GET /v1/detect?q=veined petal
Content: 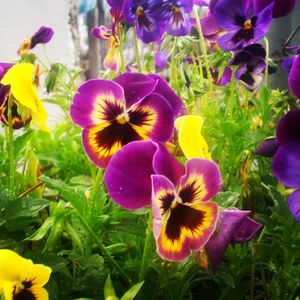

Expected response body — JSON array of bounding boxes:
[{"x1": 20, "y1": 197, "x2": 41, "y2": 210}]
[
  {"x1": 166, "y1": 8, "x2": 191, "y2": 36},
  {"x1": 104, "y1": 140, "x2": 158, "y2": 209},
  {"x1": 179, "y1": 159, "x2": 222, "y2": 204},
  {"x1": 175, "y1": 115, "x2": 212, "y2": 160},
  {"x1": 82, "y1": 119, "x2": 144, "y2": 168},
  {"x1": 70, "y1": 79, "x2": 126, "y2": 128},
  {"x1": 113, "y1": 73, "x2": 157, "y2": 107},
  {"x1": 131, "y1": 93, "x2": 174, "y2": 142},
  {"x1": 136, "y1": 14, "x2": 163, "y2": 43},
  {"x1": 156, "y1": 202, "x2": 218, "y2": 261}
]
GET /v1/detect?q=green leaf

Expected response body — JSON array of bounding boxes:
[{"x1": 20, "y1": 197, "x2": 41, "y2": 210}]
[
  {"x1": 13, "y1": 129, "x2": 33, "y2": 158},
  {"x1": 214, "y1": 191, "x2": 240, "y2": 208},
  {"x1": 120, "y1": 281, "x2": 144, "y2": 300},
  {"x1": 104, "y1": 274, "x2": 118, "y2": 300},
  {"x1": 40, "y1": 175, "x2": 88, "y2": 215}
]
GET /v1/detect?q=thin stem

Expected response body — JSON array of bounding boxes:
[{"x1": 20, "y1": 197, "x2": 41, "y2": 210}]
[
  {"x1": 229, "y1": 66, "x2": 236, "y2": 116},
  {"x1": 193, "y1": 6, "x2": 213, "y2": 92},
  {"x1": 117, "y1": 24, "x2": 126, "y2": 73},
  {"x1": 170, "y1": 37, "x2": 178, "y2": 90},
  {"x1": 90, "y1": 168, "x2": 103, "y2": 203},
  {"x1": 139, "y1": 210, "x2": 153, "y2": 281},
  {"x1": 7, "y1": 95, "x2": 15, "y2": 199},
  {"x1": 264, "y1": 37, "x2": 269, "y2": 87},
  {"x1": 76, "y1": 212, "x2": 131, "y2": 285},
  {"x1": 133, "y1": 27, "x2": 142, "y2": 72}
]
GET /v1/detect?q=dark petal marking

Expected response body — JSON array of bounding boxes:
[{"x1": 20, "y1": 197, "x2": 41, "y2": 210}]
[
  {"x1": 232, "y1": 27, "x2": 254, "y2": 43},
  {"x1": 97, "y1": 99, "x2": 124, "y2": 121},
  {"x1": 159, "y1": 192, "x2": 175, "y2": 215},
  {"x1": 138, "y1": 14, "x2": 153, "y2": 30},
  {"x1": 179, "y1": 179, "x2": 204, "y2": 203},
  {"x1": 94, "y1": 120, "x2": 142, "y2": 153},
  {"x1": 165, "y1": 204, "x2": 205, "y2": 241},
  {"x1": 13, "y1": 287, "x2": 36, "y2": 300},
  {"x1": 129, "y1": 107, "x2": 153, "y2": 127}
]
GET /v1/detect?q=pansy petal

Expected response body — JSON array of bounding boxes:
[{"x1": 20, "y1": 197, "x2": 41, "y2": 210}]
[
  {"x1": 217, "y1": 31, "x2": 245, "y2": 51},
  {"x1": 147, "y1": 74, "x2": 183, "y2": 117},
  {"x1": 103, "y1": 36, "x2": 121, "y2": 73},
  {"x1": 131, "y1": 93, "x2": 174, "y2": 142},
  {"x1": 113, "y1": 73, "x2": 157, "y2": 107},
  {"x1": 277, "y1": 110, "x2": 300, "y2": 144},
  {"x1": 288, "y1": 189, "x2": 300, "y2": 222},
  {"x1": 175, "y1": 115, "x2": 212, "y2": 160},
  {"x1": 29, "y1": 287, "x2": 49, "y2": 300},
  {"x1": 232, "y1": 216, "x2": 262, "y2": 242},
  {"x1": 30, "y1": 26, "x2": 54, "y2": 48},
  {"x1": 255, "y1": 138, "x2": 279, "y2": 157},
  {"x1": 179, "y1": 158, "x2": 222, "y2": 203},
  {"x1": 20, "y1": 264, "x2": 51, "y2": 287},
  {"x1": 136, "y1": 15, "x2": 163, "y2": 43},
  {"x1": 70, "y1": 79, "x2": 126, "y2": 128},
  {"x1": 255, "y1": 2, "x2": 273, "y2": 34},
  {"x1": 104, "y1": 141, "x2": 157, "y2": 209},
  {"x1": 156, "y1": 202, "x2": 218, "y2": 261},
  {"x1": 272, "y1": 142, "x2": 300, "y2": 188},
  {"x1": 289, "y1": 55, "x2": 300, "y2": 99},
  {"x1": 166, "y1": 8, "x2": 191, "y2": 36}
]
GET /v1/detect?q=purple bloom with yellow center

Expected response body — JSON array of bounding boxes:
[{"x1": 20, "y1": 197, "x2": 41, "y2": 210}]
[
  {"x1": 163, "y1": 0, "x2": 194, "y2": 36},
  {"x1": 213, "y1": 0, "x2": 273, "y2": 51},
  {"x1": 17, "y1": 26, "x2": 54, "y2": 55},
  {"x1": 123, "y1": 0, "x2": 167, "y2": 43},
  {"x1": 70, "y1": 73, "x2": 182, "y2": 168},
  {"x1": 104, "y1": 140, "x2": 221, "y2": 261}
]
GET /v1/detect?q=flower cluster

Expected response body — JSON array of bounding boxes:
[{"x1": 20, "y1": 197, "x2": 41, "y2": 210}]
[{"x1": 71, "y1": 72, "x2": 261, "y2": 268}]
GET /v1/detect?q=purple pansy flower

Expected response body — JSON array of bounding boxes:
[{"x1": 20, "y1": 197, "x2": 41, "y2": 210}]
[
  {"x1": 17, "y1": 26, "x2": 54, "y2": 55},
  {"x1": 288, "y1": 54, "x2": 300, "y2": 99},
  {"x1": 123, "y1": 0, "x2": 167, "y2": 43},
  {"x1": 205, "y1": 209, "x2": 262, "y2": 271},
  {"x1": 230, "y1": 43, "x2": 266, "y2": 91},
  {"x1": 254, "y1": 0, "x2": 296, "y2": 19},
  {"x1": 163, "y1": 0, "x2": 194, "y2": 36},
  {"x1": 104, "y1": 140, "x2": 221, "y2": 261},
  {"x1": 70, "y1": 73, "x2": 182, "y2": 168},
  {"x1": 270, "y1": 110, "x2": 300, "y2": 221},
  {"x1": 212, "y1": 0, "x2": 273, "y2": 51}
]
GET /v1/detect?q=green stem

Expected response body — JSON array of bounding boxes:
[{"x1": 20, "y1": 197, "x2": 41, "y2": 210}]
[
  {"x1": 7, "y1": 95, "x2": 15, "y2": 199},
  {"x1": 76, "y1": 212, "x2": 131, "y2": 285},
  {"x1": 193, "y1": 6, "x2": 213, "y2": 92},
  {"x1": 139, "y1": 210, "x2": 153, "y2": 281},
  {"x1": 117, "y1": 24, "x2": 126, "y2": 73},
  {"x1": 229, "y1": 66, "x2": 236, "y2": 116},
  {"x1": 264, "y1": 37, "x2": 269, "y2": 87},
  {"x1": 133, "y1": 27, "x2": 142, "y2": 72},
  {"x1": 170, "y1": 37, "x2": 178, "y2": 91},
  {"x1": 90, "y1": 168, "x2": 103, "y2": 203}
]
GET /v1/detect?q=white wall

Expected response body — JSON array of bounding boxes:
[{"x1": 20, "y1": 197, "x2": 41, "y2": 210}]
[{"x1": 0, "y1": 0, "x2": 75, "y2": 66}]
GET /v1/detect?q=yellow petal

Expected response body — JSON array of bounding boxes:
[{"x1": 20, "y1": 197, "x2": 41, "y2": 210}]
[
  {"x1": 1, "y1": 63, "x2": 38, "y2": 112},
  {"x1": 21, "y1": 264, "x2": 51, "y2": 287},
  {"x1": 30, "y1": 286, "x2": 49, "y2": 300},
  {"x1": 31, "y1": 99, "x2": 50, "y2": 132},
  {"x1": 2, "y1": 281, "x2": 15, "y2": 300},
  {"x1": 175, "y1": 115, "x2": 212, "y2": 160},
  {"x1": 0, "y1": 249, "x2": 33, "y2": 282}
]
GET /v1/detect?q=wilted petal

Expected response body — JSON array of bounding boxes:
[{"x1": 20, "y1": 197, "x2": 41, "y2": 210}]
[
  {"x1": 148, "y1": 74, "x2": 183, "y2": 117},
  {"x1": 255, "y1": 138, "x2": 279, "y2": 157},
  {"x1": 91, "y1": 26, "x2": 112, "y2": 39},
  {"x1": 288, "y1": 189, "x2": 300, "y2": 222},
  {"x1": 276, "y1": 110, "x2": 300, "y2": 144},
  {"x1": 30, "y1": 26, "x2": 54, "y2": 48},
  {"x1": 70, "y1": 79, "x2": 126, "y2": 128},
  {"x1": 288, "y1": 55, "x2": 300, "y2": 99},
  {"x1": 179, "y1": 159, "x2": 222, "y2": 203},
  {"x1": 104, "y1": 36, "x2": 121, "y2": 73},
  {"x1": 113, "y1": 73, "x2": 157, "y2": 107},
  {"x1": 272, "y1": 142, "x2": 300, "y2": 189},
  {"x1": 104, "y1": 141, "x2": 157, "y2": 209},
  {"x1": 175, "y1": 115, "x2": 212, "y2": 160}
]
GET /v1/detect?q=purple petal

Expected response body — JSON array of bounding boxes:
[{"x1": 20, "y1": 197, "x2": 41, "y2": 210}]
[
  {"x1": 147, "y1": 74, "x2": 183, "y2": 117},
  {"x1": 104, "y1": 141, "x2": 157, "y2": 210},
  {"x1": 288, "y1": 189, "x2": 300, "y2": 222},
  {"x1": 218, "y1": 31, "x2": 245, "y2": 51},
  {"x1": 91, "y1": 26, "x2": 111, "y2": 39},
  {"x1": 0, "y1": 63, "x2": 13, "y2": 79},
  {"x1": 153, "y1": 143, "x2": 185, "y2": 186},
  {"x1": 137, "y1": 16, "x2": 164, "y2": 43},
  {"x1": 254, "y1": 0, "x2": 296, "y2": 18},
  {"x1": 255, "y1": 138, "x2": 279, "y2": 157},
  {"x1": 282, "y1": 56, "x2": 296, "y2": 72},
  {"x1": 155, "y1": 47, "x2": 171, "y2": 69},
  {"x1": 213, "y1": 0, "x2": 250, "y2": 30},
  {"x1": 232, "y1": 216, "x2": 262, "y2": 243},
  {"x1": 214, "y1": 67, "x2": 232, "y2": 86},
  {"x1": 179, "y1": 159, "x2": 222, "y2": 203},
  {"x1": 113, "y1": 73, "x2": 157, "y2": 107},
  {"x1": 288, "y1": 55, "x2": 300, "y2": 99},
  {"x1": 276, "y1": 110, "x2": 300, "y2": 144},
  {"x1": 272, "y1": 142, "x2": 300, "y2": 189},
  {"x1": 107, "y1": 0, "x2": 124, "y2": 9},
  {"x1": 255, "y1": 2, "x2": 273, "y2": 35},
  {"x1": 134, "y1": 93, "x2": 174, "y2": 142},
  {"x1": 30, "y1": 26, "x2": 54, "y2": 48},
  {"x1": 200, "y1": 11, "x2": 221, "y2": 37},
  {"x1": 166, "y1": 8, "x2": 191, "y2": 36},
  {"x1": 70, "y1": 79, "x2": 126, "y2": 128}
]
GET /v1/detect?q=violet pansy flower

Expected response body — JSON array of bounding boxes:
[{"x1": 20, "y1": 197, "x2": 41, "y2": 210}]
[
  {"x1": 272, "y1": 110, "x2": 300, "y2": 221},
  {"x1": 70, "y1": 73, "x2": 182, "y2": 168},
  {"x1": 17, "y1": 26, "x2": 54, "y2": 55},
  {"x1": 123, "y1": 0, "x2": 166, "y2": 43},
  {"x1": 213, "y1": 0, "x2": 273, "y2": 51}
]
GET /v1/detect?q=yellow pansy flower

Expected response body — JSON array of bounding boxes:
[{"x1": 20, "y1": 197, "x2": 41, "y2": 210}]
[
  {"x1": 175, "y1": 115, "x2": 212, "y2": 160},
  {"x1": 1, "y1": 63, "x2": 49, "y2": 132},
  {"x1": 0, "y1": 249, "x2": 51, "y2": 300}
]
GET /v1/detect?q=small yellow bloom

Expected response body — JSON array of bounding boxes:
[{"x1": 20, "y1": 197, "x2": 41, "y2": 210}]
[
  {"x1": 1, "y1": 63, "x2": 49, "y2": 132},
  {"x1": 175, "y1": 115, "x2": 212, "y2": 160},
  {"x1": 0, "y1": 249, "x2": 51, "y2": 300}
]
